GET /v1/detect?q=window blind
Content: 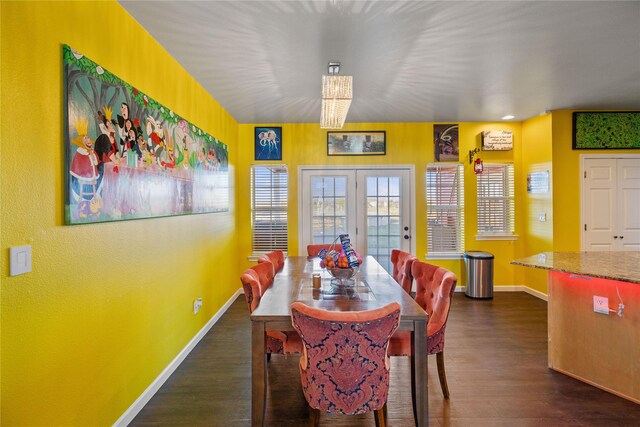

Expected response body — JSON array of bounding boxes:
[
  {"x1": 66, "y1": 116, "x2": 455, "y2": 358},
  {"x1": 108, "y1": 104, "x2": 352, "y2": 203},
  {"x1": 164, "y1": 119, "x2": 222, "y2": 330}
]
[
  {"x1": 477, "y1": 163, "x2": 515, "y2": 234},
  {"x1": 251, "y1": 165, "x2": 288, "y2": 255},
  {"x1": 426, "y1": 163, "x2": 465, "y2": 254}
]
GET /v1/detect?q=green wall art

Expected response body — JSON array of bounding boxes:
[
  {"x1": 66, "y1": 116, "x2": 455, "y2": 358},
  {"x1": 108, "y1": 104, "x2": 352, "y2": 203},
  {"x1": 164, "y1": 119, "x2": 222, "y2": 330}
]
[{"x1": 573, "y1": 112, "x2": 640, "y2": 149}]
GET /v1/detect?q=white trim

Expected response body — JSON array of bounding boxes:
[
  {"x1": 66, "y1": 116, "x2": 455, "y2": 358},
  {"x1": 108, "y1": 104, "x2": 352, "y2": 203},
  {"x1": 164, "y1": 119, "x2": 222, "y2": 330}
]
[
  {"x1": 426, "y1": 253, "x2": 464, "y2": 260},
  {"x1": 475, "y1": 234, "x2": 519, "y2": 241},
  {"x1": 114, "y1": 288, "x2": 243, "y2": 427},
  {"x1": 523, "y1": 286, "x2": 548, "y2": 301},
  {"x1": 455, "y1": 285, "x2": 548, "y2": 301}
]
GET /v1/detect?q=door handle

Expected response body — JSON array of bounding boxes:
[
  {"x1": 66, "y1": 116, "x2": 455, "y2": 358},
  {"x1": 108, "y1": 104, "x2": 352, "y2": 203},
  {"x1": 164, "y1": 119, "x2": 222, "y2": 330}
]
[
  {"x1": 620, "y1": 236, "x2": 624, "y2": 239},
  {"x1": 614, "y1": 236, "x2": 618, "y2": 239},
  {"x1": 404, "y1": 226, "x2": 409, "y2": 231},
  {"x1": 404, "y1": 235, "x2": 410, "y2": 240}
]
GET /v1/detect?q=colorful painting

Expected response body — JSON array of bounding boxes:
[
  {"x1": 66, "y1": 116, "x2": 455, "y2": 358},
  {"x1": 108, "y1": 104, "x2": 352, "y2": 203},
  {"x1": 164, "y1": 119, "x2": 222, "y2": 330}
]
[
  {"x1": 573, "y1": 112, "x2": 640, "y2": 149},
  {"x1": 254, "y1": 127, "x2": 282, "y2": 160},
  {"x1": 434, "y1": 124, "x2": 459, "y2": 161},
  {"x1": 63, "y1": 45, "x2": 229, "y2": 224},
  {"x1": 327, "y1": 131, "x2": 386, "y2": 156}
]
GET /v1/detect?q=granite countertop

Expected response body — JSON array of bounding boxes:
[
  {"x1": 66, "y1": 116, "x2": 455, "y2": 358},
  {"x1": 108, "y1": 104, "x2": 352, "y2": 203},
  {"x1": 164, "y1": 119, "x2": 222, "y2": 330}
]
[{"x1": 511, "y1": 252, "x2": 640, "y2": 284}]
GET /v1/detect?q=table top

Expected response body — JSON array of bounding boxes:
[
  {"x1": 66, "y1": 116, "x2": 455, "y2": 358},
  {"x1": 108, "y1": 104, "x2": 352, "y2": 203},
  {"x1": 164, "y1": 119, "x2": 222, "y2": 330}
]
[
  {"x1": 251, "y1": 256, "x2": 428, "y2": 322},
  {"x1": 511, "y1": 251, "x2": 640, "y2": 284}
]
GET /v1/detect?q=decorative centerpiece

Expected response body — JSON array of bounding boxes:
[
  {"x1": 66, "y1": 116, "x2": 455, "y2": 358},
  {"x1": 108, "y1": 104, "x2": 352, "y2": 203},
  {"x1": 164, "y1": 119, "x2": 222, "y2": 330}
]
[{"x1": 317, "y1": 234, "x2": 363, "y2": 287}]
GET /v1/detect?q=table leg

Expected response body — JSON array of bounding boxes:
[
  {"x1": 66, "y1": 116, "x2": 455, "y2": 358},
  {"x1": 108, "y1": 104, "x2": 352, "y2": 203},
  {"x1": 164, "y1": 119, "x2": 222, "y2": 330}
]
[
  {"x1": 252, "y1": 321, "x2": 266, "y2": 427},
  {"x1": 413, "y1": 320, "x2": 428, "y2": 427}
]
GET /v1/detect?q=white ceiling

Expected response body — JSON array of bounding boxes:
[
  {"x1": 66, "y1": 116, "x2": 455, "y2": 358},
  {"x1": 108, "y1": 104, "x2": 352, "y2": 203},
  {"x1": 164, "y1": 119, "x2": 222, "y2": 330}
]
[{"x1": 119, "y1": 1, "x2": 640, "y2": 124}]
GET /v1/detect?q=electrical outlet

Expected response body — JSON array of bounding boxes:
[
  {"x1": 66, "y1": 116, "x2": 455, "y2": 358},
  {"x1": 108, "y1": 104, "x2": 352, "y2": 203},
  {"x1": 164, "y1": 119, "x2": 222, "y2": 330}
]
[
  {"x1": 593, "y1": 295, "x2": 609, "y2": 315},
  {"x1": 193, "y1": 297, "x2": 203, "y2": 315}
]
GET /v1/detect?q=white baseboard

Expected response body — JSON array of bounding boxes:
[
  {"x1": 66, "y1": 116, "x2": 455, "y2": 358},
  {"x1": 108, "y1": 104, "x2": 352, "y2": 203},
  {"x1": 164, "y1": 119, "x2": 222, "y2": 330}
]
[
  {"x1": 455, "y1": 285, "x2": 548, "y2": 301},
  {"x1": 114, "y1": 288, "x2": 243, "y2": 427}
]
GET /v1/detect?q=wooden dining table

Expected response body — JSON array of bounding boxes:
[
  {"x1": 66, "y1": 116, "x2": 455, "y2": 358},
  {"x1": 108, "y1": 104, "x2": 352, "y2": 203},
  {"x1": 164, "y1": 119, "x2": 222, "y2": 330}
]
[{"x1": 250, "y1": 255, "x2": 429, "y2": 426}]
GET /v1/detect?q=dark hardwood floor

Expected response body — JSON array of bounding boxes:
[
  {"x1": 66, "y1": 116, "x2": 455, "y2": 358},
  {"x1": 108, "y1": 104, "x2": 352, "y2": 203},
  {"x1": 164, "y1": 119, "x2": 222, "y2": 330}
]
[{"x1": 131, "y1": 292, "x2": 640, "y2": 426}]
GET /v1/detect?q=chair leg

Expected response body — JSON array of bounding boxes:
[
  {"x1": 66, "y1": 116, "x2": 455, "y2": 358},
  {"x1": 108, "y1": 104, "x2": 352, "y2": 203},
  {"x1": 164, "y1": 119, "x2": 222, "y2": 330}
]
[
  {"x1": 374, "y1": 408, "x2": 386, "y2": 427},
  {"x1": 436, "y1": 351, "x2": 450, "y2": 398},
  {"x1": 309, "y1": 407, "x2": 320, "y2": 427},
  {"x1": 266, "y1": 352, "x2": 271, "y2": 362},
  {"x1": 382, "y1": 401, "x2": 388, "y2": 419}
]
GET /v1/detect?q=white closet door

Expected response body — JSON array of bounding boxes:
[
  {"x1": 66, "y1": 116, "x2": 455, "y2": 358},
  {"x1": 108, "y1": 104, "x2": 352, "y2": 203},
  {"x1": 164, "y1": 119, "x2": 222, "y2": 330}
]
[{"x1": 617, "y1": 158, "x2": 640, "y2": 250}]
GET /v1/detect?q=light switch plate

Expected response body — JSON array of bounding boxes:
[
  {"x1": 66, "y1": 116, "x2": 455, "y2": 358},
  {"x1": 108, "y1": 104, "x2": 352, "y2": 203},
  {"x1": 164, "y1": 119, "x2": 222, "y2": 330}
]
[{"x1": 10, "y1": 245, "x2": 32, "y2": 276}]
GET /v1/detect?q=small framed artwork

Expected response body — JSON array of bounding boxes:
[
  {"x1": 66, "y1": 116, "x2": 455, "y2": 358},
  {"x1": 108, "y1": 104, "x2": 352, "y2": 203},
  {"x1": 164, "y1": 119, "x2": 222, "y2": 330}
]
[
  {"x1": 255, "y1": 127, "x2": 282, "y2": 160},
  {"x1": 327, "y1": 131, "x2": 386, "y2": 156},
  {"x1": 573, "y1": 112, "x2": 640, "y2": 149},
  {"x1": 482, "y1": 130, "x2": 513, "y2": 151},
  {"x1": 527, "y1": 171, "x2": 550, "y2": 194},
  {"x1": 434, "y1": 124, "x2": 459, "y2": 161}
]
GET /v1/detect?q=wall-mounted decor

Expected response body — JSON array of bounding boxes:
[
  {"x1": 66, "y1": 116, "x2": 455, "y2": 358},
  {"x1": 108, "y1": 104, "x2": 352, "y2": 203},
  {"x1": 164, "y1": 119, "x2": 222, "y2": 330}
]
[
  {"x1": 327, "y1": 131, "x2": 386, "y2": 156},
  {"x1": 527, "y1": 171, "x2": 550, "y2": 194},
  {"x1": 482, "y1": 130, "x2": 513, "y2": 151},
  {"x1": 63, "y1": 45, "x2": 229, "y2": 224},
  {"x1": 434, "y1": 124, "x2": 459, "y2": 161},
  {"x1": 573, "y1": 112, "x2": 640, "y2": 149},
  {"x1": 254, "y1": 127, "x2": 282, "y2": 160}
]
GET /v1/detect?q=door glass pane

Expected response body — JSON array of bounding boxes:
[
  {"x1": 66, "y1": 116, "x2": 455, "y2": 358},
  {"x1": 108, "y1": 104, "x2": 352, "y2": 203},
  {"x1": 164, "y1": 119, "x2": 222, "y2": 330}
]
[
  {"x1": 311, "y1": 176, "x2": 348, "y2": 244},
  {"x1": 366, "y1": 176, "x2": 403, "y2": 272}
]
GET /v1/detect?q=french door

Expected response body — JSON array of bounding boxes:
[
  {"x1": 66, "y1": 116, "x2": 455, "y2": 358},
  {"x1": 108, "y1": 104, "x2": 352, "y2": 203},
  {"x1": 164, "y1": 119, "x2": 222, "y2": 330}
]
[{"x1": 299, "y1": 167, "x2": 414, "y2": 272}]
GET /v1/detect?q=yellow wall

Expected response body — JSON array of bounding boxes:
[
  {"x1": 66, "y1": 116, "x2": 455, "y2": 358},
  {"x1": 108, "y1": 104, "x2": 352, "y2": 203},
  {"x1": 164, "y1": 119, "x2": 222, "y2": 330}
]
[
  {"x1": 237, "y1": 122, "x2": 522, "y2": 287},
  {"x1": 1, "y1": 1, "x2": 238, "y2": 425},
  {"x1": 551, "y1": 110, "x2": 639, "y2": 251},
  {"x1": 516, "y1": 114, "x2": 554, "y2": 293}
]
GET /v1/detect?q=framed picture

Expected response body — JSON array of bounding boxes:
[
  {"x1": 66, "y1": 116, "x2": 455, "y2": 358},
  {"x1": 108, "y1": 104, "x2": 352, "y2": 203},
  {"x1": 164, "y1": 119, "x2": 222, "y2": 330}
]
[
  {"x1": 573, "y1": 112, "x2": 640, "y2": 149},
  {"x1": 527, "y1": 171, "x2": 550, "y2": 194},
  {"x1": 255, "y1": 127, "x2": 282, "y2": 160},
  {"x1": 63, "y1": 45, "x2": 229, "y2": 225},
  {"x1": 434, "y1": 124, "x2": 459, "y2": 161},
  {"x1": 327, "y1": 131, "x2": 386, "y2": 156}
]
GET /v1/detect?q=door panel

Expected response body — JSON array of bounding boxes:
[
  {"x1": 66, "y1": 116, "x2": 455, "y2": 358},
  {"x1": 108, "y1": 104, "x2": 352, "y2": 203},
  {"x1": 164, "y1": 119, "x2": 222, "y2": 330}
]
[
  {"x1": 301, "y1": 170, "x2": 356, "y2": 250},
  {"x1": 356, "y1": 170, "x2": 411, "y2": 272},
  {"x1": 618, "y1": 159, "x2": 640, "y2": 250}
]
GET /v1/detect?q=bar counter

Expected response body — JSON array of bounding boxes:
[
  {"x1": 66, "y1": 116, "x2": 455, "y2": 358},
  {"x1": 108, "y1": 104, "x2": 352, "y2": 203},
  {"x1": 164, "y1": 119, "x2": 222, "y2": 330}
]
[
  {"x1": 511, "y1": 251, "x2": 640, "y2": 284},
  {"x1": 512, "y1": 251, "x2": 640, "y2": 404}
]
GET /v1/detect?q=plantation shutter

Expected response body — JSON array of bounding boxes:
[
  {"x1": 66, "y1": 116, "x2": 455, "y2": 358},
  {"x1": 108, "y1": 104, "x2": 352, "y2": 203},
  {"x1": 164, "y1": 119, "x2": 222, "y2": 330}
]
[
  {"x1": 426, "y1": 163, "x2": 465, "y2": 254},
  {"x1": 251, "y1": 165, "x2": 288, "y2": 255},
  {"x1": 477, "y1": 163, "x2": 515, "y2": 234}
]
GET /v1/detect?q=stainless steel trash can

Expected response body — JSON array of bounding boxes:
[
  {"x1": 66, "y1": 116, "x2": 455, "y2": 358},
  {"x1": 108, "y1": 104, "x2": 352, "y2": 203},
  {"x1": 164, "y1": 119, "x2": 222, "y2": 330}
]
[{"x1": 464, "y1": 251, "x2": 494, "y2": 299}]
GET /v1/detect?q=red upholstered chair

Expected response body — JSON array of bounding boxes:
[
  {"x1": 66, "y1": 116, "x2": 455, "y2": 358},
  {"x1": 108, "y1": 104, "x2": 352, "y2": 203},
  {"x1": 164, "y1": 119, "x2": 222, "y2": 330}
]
[
  {"x1": 291, "y1": 301, "x2": 401, "y2": 426},
  {"x1": 240, "y1": 263, "x2": 301, "y2": 355},
  {"x1": 306, "y1": 244, "x2": 332, "y2": 257},
  {"x1": 257, "y1": 250, "x2": 285, "y2": 272},
  {"x1": 388, "y1": 260, "x2": 457, "y2": 399},
  {"x1": 390, "y1": 249, "x2": 417, "y2": 294}
]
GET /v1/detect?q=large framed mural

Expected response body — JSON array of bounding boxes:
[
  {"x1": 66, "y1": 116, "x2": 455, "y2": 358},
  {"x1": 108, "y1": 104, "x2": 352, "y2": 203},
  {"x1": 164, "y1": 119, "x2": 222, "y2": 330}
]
[{"x1": 63, "y1": 45, "x2": 229, "y2": 224}]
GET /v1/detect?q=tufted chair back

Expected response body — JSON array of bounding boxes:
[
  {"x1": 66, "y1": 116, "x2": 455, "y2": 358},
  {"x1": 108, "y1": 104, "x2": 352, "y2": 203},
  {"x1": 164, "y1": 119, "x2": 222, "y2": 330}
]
[
  {"x1": 306, "y1": 244, "x2": 332, "y2": 257},
  {"x1": 240, "y1": 262, "x2": 275, "y2": 313},
  {"x1": 412, "y1": 260, "x2": 457, "y2": 352},
  {"x1": 390, "y1": 249, "x2": 417, "y2": 294},
  {"x1": 291, "y1": 301, "x2": 400, "y2": 421},
  {"x1": 257, "y1": 250, "x2": 285, "y2": 272}
]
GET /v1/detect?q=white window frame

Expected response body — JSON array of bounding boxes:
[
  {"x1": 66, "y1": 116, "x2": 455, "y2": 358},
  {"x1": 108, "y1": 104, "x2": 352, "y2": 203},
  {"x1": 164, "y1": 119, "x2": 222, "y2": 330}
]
[
  {"x1": 476, "y1": 162, "x2": 517, "y2": 240},
  {"x1": 426, "y1": 163, "x2": 465, "y2": 259},
  {"x1": 250, "y1": 165, "x2": 288, "y2": 259}
]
